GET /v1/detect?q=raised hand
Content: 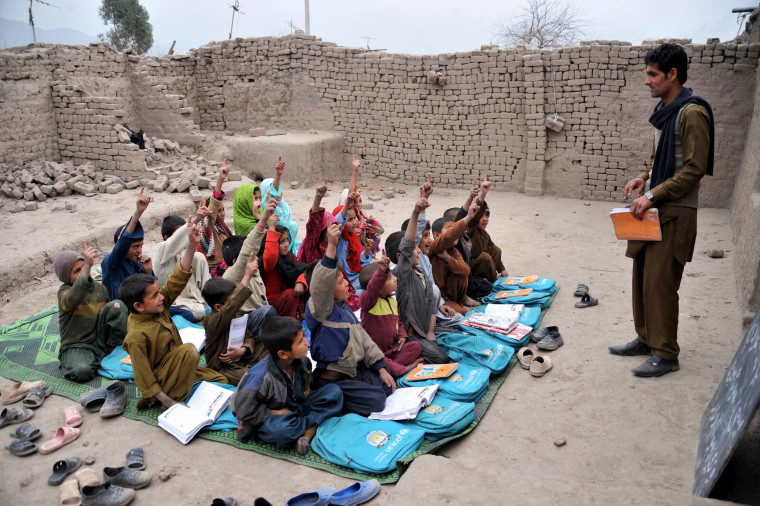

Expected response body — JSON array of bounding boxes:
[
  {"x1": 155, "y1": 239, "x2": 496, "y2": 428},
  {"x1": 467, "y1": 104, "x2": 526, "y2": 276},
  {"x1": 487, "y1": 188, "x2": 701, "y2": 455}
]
[
  {"x1": 470, "y1": 179, "x2": 479, "y2": 201},
  {"x1": 82, "y1": 240, "x2": 97, "y2": 268},
  {"x1": 420, "y1": 173, "x2": 433, "y2": 199},
  {"x1": 261, "y1": 196, "x2": 278, "y2": 223},
  {"x1": 268, "y1": 213, "x2": 280, "y2": 229},
  {"x1": 136, "y1": 187, "x2": 151, "y2": 213},
  {"x1": 187, "y1": 215, "x2": 201, "y2": 245},
  {"x1": 347, "y1": 191, "x2": 361, "y2": 205},
  {"x1": 377, "y1": 249, "x2": 390, "y2": 272},
  {"x1": 352, "y1": 154, "x2": 361, "y2": 173},
  {"x1": 139, "y1": 255, "x2": 153, "y2": 274},
  {"x1": 245, "y1": 254, "x2": 259, "y2": 278},
  {"x1": 219, "y1": 158, "x2": 231, "y2": 180},
  {"x1": 326, "y1": 223, "x2": 341, "y2": 247},
  {"x1": 275, "y1": 156, "x2": 285, "y2": 175},
  {"x1": 414, "y1": 198, "x2": 430, "y2": 215},
  {"x1": 467, "y1": 199, "x2": 480, "y2": 220},
  {"x1": 480, "y1": 174, "x2": 491, "y2": 197},
  {"x1": 364, "y1": 237, "x2": 375, "y2": 252},
  {"x1": 195, "y1": 202, "x2": 210, "y2": 223},
  {"x1": 315, "y1": 179, "x2": 328, "y2": 199}
]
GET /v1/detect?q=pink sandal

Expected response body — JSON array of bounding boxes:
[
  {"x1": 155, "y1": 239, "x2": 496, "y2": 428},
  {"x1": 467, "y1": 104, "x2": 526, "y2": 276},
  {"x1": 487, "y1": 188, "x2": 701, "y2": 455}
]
[
  {"x1": 64, "y1": 406, "x2": 82, "y2": 427},
  {"x1": 39, "y1": 426, "x2": 80, "y2": 455}
]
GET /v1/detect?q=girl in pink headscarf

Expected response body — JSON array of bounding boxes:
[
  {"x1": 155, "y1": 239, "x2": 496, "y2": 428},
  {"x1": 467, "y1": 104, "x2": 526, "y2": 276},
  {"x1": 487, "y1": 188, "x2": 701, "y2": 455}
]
[{"x1": 297, "y1": 180, "x2": 338, "y2": 264}]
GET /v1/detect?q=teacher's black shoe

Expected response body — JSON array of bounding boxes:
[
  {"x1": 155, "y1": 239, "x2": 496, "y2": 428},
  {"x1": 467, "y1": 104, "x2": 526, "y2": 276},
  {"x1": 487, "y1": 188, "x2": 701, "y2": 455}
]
[
  {"x1": 632, "y1": 355, "x2": 679, "y2": 377},
  {"x1": 608, "y1": 338, "x2": 651, "y2": 356}
]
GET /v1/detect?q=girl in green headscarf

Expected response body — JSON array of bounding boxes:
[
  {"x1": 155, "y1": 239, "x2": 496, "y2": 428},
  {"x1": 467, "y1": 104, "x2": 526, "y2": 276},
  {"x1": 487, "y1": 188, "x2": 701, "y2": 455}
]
[{"x1": 232, "y1": 183, "x2": 261, "y2": 236}]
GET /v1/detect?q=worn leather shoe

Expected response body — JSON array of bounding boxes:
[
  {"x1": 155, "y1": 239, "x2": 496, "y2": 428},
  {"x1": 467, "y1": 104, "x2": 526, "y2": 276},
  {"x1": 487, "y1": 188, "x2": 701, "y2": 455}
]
[
  {"x1": 80, "y1": 381, "x2": 119, "y2": 412},
  {"x1": 100, "y1": 382, "x2": 127, "y2": 418},
  {"x1": 608, "y1": 338, "x2": 651, "y2": 356},
  {"x1": 632, "y1": 355, "x2": 680, "y2": 377},
  {"x1": 81, "y1": 482, "x2": 135, "y2": 506}
]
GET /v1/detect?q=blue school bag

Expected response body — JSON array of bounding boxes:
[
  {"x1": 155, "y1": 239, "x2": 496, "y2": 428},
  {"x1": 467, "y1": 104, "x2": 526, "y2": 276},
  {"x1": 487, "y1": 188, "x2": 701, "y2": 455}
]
[
  {"x1": 396, "y1": 363, "x2": 490, "y2": 403},
  {"x1": 312, "y1": 414, "x2": 425, "y2": 474},
  {"x1": 97, "y1": 346, "x2": 134, "y2": 380},
  {"x1": 185, "y1": 381, "x2": 237, "y2": 431},
  {"x1": 434, "y1": 332, "x2": 513, "y2": 374},
  {"x1": 399, "y1": 395, "x2": 475, "y2": 441},
  {"x1": 493, "y1": 276, "x2": 557, "y2": 292},
  {"x1": 482, "y1": 289, "x2": 553, "y2": 308}
]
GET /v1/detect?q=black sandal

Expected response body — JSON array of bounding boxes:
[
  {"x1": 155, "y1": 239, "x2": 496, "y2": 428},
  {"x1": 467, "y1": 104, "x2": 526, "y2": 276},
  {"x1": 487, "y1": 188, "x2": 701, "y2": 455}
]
[
  {"x1": 126, "y1": 447, "x2": 145, "y2": 470},
  {"x1": 575, "y1": 293, "x2": 598, "y2": 308},
  {"x1": 5, "y1": 437, "x2": 37, "y2": 456},
  {"x1": 9, "y1": 422, "x2": 41, "y2": 441},
  {"x1": 22, "y1": 386, "x2": 53, "y2": 409}
]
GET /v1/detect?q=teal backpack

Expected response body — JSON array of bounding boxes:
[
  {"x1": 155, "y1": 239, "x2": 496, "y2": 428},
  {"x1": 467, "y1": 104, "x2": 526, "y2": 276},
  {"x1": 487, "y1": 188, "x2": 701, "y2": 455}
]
[
  {"x1": 435, "y1": 332, "x2": 514, "y2": 373},
  {"x1": 399, "y1": 395, "x2": 475, "y2": 441},
  {"x1": 312, "y1": 414, "x2": 425, "y2": 474},
  {"x1": 397, "y1": 363, "x2": 491, "y2": 403}
]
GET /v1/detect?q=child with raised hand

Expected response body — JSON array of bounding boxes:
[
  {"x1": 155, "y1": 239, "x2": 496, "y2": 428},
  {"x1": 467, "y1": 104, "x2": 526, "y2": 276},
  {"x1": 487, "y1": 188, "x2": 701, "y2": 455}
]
[
  {"x1": 297, "y1": 179, "x2": 337, "y2": 264},
  {"x1": 121, "y1": 216, "x2": 228, "y2": 409},
  {"x1": 202, "y1": 253, "x2": 276, "y2": 385},
  {"x1": 222, "y1": 196, "x2": 278, "y2": 314},
  {"x1": 102, "y1": 187, "x2": 154, "y2": 301},
  {"x1": 200, "y1": 160, "x2": 233, "y2": 277},
  {"x1": 466, "y1": 174, "x2": 509, "y2": 282},
  {"x1": 430, "y1": 196, "x2": 482, "y2": 315},
  {"x1": 387, "y1": 195, "x2": 450, "y2": 364},
  {"x1": 55, "y1": 241, "x2": 129, "y2": 382},
  {"x1": 233, "y1": 317, "x2": 343, "y2": 453},
  {"x1": 153, "y1": 203, "x2": 212, "y2": 322},
  {"x1": 341, "y1": 155, "x2": 384, "y2": 256},
  {"x1": 305, "y1": 222, "x2": 395, "y2": 416},
  {"x1": 259, "y1": 157, "x2": 300, "y2": 255},
  {"x1": 335, "y1": 185, "x2": 373, "y2": 294},
  {"x1": 259, "y1": 211, "x2": 307, "y2": 319},
  {"x1": 359, "y1": 251, "x2": 423, "y2": 378}
]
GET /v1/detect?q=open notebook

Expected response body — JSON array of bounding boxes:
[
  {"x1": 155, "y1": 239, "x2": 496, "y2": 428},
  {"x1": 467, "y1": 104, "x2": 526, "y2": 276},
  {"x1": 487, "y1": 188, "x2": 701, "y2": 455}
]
[
  {"x1": 158, "y1": 381, "x2": 232, "y2": 444},
  {"x1": 368, "y1": 385, "x2": 439, "y2": 421}
]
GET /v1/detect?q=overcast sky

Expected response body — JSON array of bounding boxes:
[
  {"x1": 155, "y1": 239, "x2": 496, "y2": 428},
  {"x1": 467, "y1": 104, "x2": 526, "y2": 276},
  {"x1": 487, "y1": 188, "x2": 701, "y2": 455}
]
[{"x1": 0, "y1": 0, "x2": 751, "y2": 55}]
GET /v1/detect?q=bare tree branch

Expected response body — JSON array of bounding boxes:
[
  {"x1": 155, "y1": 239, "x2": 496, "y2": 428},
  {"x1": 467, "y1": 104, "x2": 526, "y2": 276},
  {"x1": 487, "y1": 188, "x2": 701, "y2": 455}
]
[{"x1": 493, "y1": 0, "x2": 586, "y2": 49}]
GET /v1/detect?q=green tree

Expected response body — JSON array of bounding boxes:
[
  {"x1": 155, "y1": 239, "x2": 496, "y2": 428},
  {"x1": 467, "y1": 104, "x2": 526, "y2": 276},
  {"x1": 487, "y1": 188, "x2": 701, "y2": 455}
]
[{"x1": 98, "y1": 0, "x2": 154, "y2": 54}]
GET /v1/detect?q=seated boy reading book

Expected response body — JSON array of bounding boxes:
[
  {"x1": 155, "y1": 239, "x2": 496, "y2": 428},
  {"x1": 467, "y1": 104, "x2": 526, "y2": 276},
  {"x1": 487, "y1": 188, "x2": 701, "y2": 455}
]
[
  {"x1": 201, "y1": 253, "x2": 276, "y2": 385},
  {"x1": 232, "y1": 316, "x2": 343, "y2": 455},
  {"x1": 121, "y1": 216, "x2": 228, "y2": 409},
  {"x1": 305, "y1": 222, "x2": 395, "y2": 416}
]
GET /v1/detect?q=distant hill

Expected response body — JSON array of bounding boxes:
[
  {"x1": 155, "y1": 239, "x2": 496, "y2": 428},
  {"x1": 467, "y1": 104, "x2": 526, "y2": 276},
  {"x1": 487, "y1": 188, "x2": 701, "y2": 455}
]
[{"x1": 0, "y1": 17, "x2": 97, "y2": 48}]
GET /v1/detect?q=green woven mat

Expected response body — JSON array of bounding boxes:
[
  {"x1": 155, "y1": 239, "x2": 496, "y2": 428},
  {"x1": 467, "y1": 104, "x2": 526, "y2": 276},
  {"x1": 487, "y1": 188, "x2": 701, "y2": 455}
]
[{"x1": 0, "y1": 294, "x2": 555, "y2": 483}]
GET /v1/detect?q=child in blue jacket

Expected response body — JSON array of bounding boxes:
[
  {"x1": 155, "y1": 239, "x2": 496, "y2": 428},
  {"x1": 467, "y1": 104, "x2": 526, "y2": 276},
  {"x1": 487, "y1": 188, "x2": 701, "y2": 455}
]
[{"x1": 304, "y1": 222, "x2": 395, "y2": 416}]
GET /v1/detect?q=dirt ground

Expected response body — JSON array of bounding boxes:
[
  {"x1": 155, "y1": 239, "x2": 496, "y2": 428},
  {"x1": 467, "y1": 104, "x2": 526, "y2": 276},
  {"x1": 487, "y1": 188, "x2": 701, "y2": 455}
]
[{"x1": 0, "y1": 176, "x2": 744, "y2": 505}]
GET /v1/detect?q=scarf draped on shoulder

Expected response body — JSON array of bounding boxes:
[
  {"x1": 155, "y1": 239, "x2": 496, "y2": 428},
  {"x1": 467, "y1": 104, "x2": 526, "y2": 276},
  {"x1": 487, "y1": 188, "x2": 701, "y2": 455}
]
[{"x1": 648, "y1": 87, "x2": 714, "y2": 188}]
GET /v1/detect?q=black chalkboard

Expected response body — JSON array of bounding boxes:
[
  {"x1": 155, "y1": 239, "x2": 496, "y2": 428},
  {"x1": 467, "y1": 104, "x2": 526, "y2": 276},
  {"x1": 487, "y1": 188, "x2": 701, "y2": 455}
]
[{"x1": 693, "y1": 309, "x2": 760, "y2": 497}]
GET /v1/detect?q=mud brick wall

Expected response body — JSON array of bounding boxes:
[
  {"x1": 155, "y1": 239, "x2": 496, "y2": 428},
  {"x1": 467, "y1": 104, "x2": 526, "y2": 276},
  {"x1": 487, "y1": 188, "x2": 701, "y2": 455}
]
[
  {"x1": 190, "y1": 35, "x2": 759, "y2": 206},
  {"x1": 0, "y1": 47, "x2": 60, "y2": 164}
]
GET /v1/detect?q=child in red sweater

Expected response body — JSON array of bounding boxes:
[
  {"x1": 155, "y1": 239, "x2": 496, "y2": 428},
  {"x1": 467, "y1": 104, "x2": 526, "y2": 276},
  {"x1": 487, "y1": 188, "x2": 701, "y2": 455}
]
[
  {"x1": 359, "y1": 253, "x2": 422, "y2": 378},
  {"x1": 259, "y1": 213, "x2": 307, "y2": 318}
]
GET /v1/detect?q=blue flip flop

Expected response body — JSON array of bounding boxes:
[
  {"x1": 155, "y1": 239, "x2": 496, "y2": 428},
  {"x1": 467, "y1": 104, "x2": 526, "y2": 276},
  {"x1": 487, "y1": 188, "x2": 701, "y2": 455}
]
[
  {"x1": 285, "y1": 488, "x2": 335, "y2": 506},
  {"x1": 330, "y1": 480, "x2": 381, "y2": 506}
]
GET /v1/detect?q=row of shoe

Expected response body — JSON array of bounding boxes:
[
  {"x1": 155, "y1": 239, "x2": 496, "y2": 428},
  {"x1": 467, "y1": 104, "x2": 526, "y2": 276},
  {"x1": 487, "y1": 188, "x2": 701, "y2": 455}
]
[
  {"x1": 211, "y1": 479, "x2": 381, "y2": 506},
  {"x1": 56, "y1": 447, "x2": 150, "y2": 506}
]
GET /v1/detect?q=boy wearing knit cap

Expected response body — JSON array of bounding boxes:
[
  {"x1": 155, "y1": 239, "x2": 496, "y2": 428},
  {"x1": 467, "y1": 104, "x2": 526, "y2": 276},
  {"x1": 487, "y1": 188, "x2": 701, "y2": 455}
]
[{"x1": 55, "y1": 242, "x2": 128, "y2": 382}]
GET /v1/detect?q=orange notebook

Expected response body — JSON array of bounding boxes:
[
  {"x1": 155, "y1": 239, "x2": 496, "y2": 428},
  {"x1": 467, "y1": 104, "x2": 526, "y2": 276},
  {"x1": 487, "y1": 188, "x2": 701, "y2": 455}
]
[
  {"x1": 405, "y1": 363, "x2": 459, "y2": 381},
  {"x1": 495, "y1": 288, "x2": 532, "y2": 299},
  {"x1": 120, "y1": 355, "x2": 132, "y2": 365},
  {"x1": 502, "y1": 275, "x2": 538, "y2": 285},
  {"x1": 610, "y1": 208, "x2": 662, "y2": 241}
]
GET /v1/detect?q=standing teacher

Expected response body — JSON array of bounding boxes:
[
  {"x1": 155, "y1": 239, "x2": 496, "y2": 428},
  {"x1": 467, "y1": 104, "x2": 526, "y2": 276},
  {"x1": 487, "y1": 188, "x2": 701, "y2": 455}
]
[{"x1": 609, "y1": 43, "x2": 714, "y2": 377}]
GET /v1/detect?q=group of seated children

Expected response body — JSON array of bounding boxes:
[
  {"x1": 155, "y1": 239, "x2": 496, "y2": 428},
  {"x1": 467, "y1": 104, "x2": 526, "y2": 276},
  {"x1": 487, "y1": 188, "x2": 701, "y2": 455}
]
[{"x1": 54, "y1": 154, "x2": 507, "y2": 454}]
